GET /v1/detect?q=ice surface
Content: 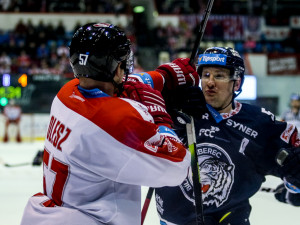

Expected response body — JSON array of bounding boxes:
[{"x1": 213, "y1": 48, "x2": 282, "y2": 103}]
[{"x1": 0, "y1": 142, "x2": 299, "y2": 225}]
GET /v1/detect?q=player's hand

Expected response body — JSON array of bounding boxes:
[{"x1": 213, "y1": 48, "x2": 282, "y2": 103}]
[
  {"x1": 276, "y1": 147, "x2": 300, "y2": 192},
  {"x1": 274, "y1": 183, "x2": 300, "y2": 206},
  {"x1": 164, "y1": 86, "x2": 207, "y2": 119},
  {"x1": 121, "y1": 81, "x2": 173, "y2": 127},
  {"x1": 156, "y1": 58, "x2": 199, "y2": 90}
]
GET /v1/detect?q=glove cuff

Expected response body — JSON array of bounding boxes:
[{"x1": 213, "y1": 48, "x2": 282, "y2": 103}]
[
  {"x1": 146, "y1": 71, "x2": 165, "y2": 92},
  {"x1": 284, "y1": 178, "x2": 300, "y2": 193}
]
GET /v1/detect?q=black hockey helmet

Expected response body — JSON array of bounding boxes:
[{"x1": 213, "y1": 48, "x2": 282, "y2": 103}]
[
  {"x1": 69, "y1": 23, "x2": 133, "y2": 82},
  {"x1": 197, "y1": 47, "x2": 245, "y2": 96}
]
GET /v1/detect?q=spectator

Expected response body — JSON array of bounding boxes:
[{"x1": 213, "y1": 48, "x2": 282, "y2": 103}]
[
  {"x1": 3, "y1": 99, "x2": 22, "y2": 143},
  {"x1": 281, "y1": 93, "x2": 300, "y2": 130}
]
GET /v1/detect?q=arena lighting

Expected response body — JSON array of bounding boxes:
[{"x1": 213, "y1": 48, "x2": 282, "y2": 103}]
[
  {"x1": 133, "y1": 6, "x2": 145, "y2": 13},
  {"x1": 2, "y1": 73, "x2": 10, "y2": 87},
  {"x1": 18, "y1": 74, "x2": 28, "y2": 87},
  {"x1": 0, "y1": 97, "x2": 8, "y2": 106}
]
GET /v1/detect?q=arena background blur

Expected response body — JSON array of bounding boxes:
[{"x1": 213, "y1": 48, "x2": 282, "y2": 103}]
[
  {"x1": 0, "y1": 0, "x2": 299, "y2": 142},
  {"x1": 0, "y1": 1, "x2": 300, "y2": 225}
]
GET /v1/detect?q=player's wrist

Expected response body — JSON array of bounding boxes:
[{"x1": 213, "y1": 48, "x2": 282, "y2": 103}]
[{"x1": 284, "y1": 178, "x2": 300, "y2": 194}]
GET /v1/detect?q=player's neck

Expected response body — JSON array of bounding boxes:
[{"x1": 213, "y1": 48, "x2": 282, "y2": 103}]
[{"x1": 79, "y1": 77, "x2": 114, "y2": 96}]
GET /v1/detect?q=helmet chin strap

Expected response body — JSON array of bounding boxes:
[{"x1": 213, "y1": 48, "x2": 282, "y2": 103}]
[{"x1": 214, "y1": 80, "x2": 236, "y2": 112}]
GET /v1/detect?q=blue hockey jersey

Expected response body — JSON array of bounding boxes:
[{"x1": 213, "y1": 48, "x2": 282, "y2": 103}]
[{"x1": 155, "y1": 101, "x2": 299, "y2": 225}]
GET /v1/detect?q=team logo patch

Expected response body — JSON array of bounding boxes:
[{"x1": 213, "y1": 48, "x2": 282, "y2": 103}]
[{"x1": 180, "y1": 143, "x2": 235, "y2": 208}]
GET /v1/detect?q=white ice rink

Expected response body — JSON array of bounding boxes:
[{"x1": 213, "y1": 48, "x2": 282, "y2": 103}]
[{"x1": 0, "y1": 142, "x2": 299, "y2": 225}]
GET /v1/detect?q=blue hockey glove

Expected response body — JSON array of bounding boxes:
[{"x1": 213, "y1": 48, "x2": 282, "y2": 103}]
[
  {"x1": 276, "y1": 147, "x2": 300, "y2": 192},
  {"x1": 274, "y1": 183, "x2": 300, "y2": 206}
]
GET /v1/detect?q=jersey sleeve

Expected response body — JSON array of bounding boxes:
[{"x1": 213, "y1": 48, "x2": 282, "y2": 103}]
[
  {"x1": 54, "y1": 82, "x2": 190, "y2": 188},
  {"x1": 104, "y1": 98, "x2": 191, "y2": 187},
  {"x1": 256, "y1": 109, "x2": 298, "y2": 177}
]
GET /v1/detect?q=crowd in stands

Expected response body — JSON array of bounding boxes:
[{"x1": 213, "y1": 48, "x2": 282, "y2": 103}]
[
  {"x1": 0, "y1": 0, "x2": 299, "y2": 76},
  {"x1": 0, "y1": 0, "x2": 131, "y2": 14},
  {"x1": 0, "y1": 18, "x2": 73, "y2": 76}
]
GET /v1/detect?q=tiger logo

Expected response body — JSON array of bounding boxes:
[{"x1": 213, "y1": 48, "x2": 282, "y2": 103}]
[
  {"x1": 199, "y1": 156, "x2": 234, "y2": 207},
  {"x1": 180, "y1": 143, "x2": 235, "y2": 208}
]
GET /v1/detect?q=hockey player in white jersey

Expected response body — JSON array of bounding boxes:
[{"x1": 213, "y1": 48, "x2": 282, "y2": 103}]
[{"x1": 20, "y1": 23, "x2": 191, "y2": 225}]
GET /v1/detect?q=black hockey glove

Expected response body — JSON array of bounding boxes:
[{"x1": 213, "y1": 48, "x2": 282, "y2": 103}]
[
  {"x1": 276, "y1": 147, "x2": 300, "y2": 191},
  {"x1": 274, "y1": 183, "x2": 300, "y2": 206},
  {"x1": 32, "y1": 150, "x2": 44, "y2": 166},
  {"x1": 163, "y1": 86, "x2": 207, "y2": 119}
]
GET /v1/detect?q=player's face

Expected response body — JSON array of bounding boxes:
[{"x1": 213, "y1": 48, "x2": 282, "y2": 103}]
[
  {"x1": 291, "y1": 99, "x2": 300, "y2": 110},
  {"x1": 201, "y1": 67, "x2": 239, "y2": 113}
]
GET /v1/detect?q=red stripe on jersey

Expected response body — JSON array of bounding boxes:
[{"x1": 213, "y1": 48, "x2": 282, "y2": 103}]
[{"x1": 56, "y1": 79, "x2": 186, "y2": 162}]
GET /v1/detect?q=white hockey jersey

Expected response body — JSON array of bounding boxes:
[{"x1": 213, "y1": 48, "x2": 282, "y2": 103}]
[{"x1": 20, "y1": 79, "x2": 190, "y2": 225}]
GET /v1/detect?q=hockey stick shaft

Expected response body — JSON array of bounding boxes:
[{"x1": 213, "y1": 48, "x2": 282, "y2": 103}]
[
  {"x1": 186, "y1": 1, "x2": 215, "y2": 224},
  {"x1": 189, "y1": 0, "x2": 215, "y2": 65},
  {"x1": 141, "y1": 187, "x2": 154, "y2": 225},
  {"x1": 186, "y1": 117, "x2": 205, "y2": 225}
]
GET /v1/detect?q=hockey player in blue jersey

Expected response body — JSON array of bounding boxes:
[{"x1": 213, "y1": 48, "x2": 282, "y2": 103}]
[
  {"x1": 154, "y1": 47, "x2": 300, "y2": 225},
  {"x1": 129, "y1": 47, "x2": 300, "y2": 225}
]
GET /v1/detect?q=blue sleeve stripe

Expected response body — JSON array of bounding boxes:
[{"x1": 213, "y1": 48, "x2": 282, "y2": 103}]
[
  {"x1": 131, "y1": 72, "x2": 154, "y2": 88},
  {"x1": 158, "y1": 125, "x2": 177, "y2": 137}
]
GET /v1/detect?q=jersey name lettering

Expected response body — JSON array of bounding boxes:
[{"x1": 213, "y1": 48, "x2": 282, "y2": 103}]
[
  {"x1": 226, "y1": 119, "x2": 258, "y2": 138},
  {"x1": 46, "y1": 115, "x2": 72, "y2": 151}
]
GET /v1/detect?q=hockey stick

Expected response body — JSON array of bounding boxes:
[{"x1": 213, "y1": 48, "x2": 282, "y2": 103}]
[
  {"x1": 186, "y1": 0, "x2": 214, "y2": 224},
  {"x1": 141, "y1": 187, "x2": 154, "y2": 225},
  {"x1": 4, "y1": 162, "x2": 31, "y2": 167},
  {"x1": 141, "y1": 1, "x2": 214, "y2": 222},
  {"x1": 259, "y1": 187, "x2": 276, "y2": 193},
  {"x1": 186, "y1": 117, "x2": 205, "y2": 225},
  {"x1": 189, "y1": 0, "x2": 215, "y2": 65}
]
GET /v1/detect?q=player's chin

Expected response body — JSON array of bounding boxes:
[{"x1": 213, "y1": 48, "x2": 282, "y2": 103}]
[{"x1": 204, "y1": 96, "x2": 215, "y2": 105}]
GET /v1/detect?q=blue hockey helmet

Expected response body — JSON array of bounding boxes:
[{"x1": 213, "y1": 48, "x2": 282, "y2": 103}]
[
  {"x1": 290, "y1": 93, "x2": 300, "y2": 101},
  {"x1": 69, "y1": 23, "x2": 133, "y2": 82},
  {"x1": 197, "y1": 47, "x2": 245, "y2": 96}
]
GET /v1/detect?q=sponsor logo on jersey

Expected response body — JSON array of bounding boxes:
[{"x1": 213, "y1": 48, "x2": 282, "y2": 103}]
[
  {"x1": 226, "y1": 119, "x2": 258, "y2": 138},
  {"x1": 69, "y1": 92, "x2": 85, "y2": 102},
  {"x1": 280, "y1": 123, "x2": 296, "y2": 143},
  {"x1": 199, "y1": 126, "x2": 220, "y2": 138},
  {"x1": 180, "y1": 143, "x2": 235, "y2": 208}
]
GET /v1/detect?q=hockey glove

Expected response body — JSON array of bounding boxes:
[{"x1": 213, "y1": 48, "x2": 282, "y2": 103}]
[
  {"x1": 122, "y1": 81, "x2": 173, "y2": 127},
  {"x1": 276, "y1": 147, "x2": 300, "y2": 192},
  {"x1": 156, "y1": 58, "x2": 200, "y2": 90},
  {"x1": 274, "y1": 183, "x2": 300, "y2": 206},
  {"x1": 164, "y1": 86, "x2": 207, "y2": 118}
]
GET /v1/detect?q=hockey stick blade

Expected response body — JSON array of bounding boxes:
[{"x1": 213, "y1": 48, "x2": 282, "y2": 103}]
[
  {"x1": 4, "y1": 162, "x2": 31, "y2": 167},
  {"x1": 260, "y1": 187, "x2": 276, "y2": 193}
]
